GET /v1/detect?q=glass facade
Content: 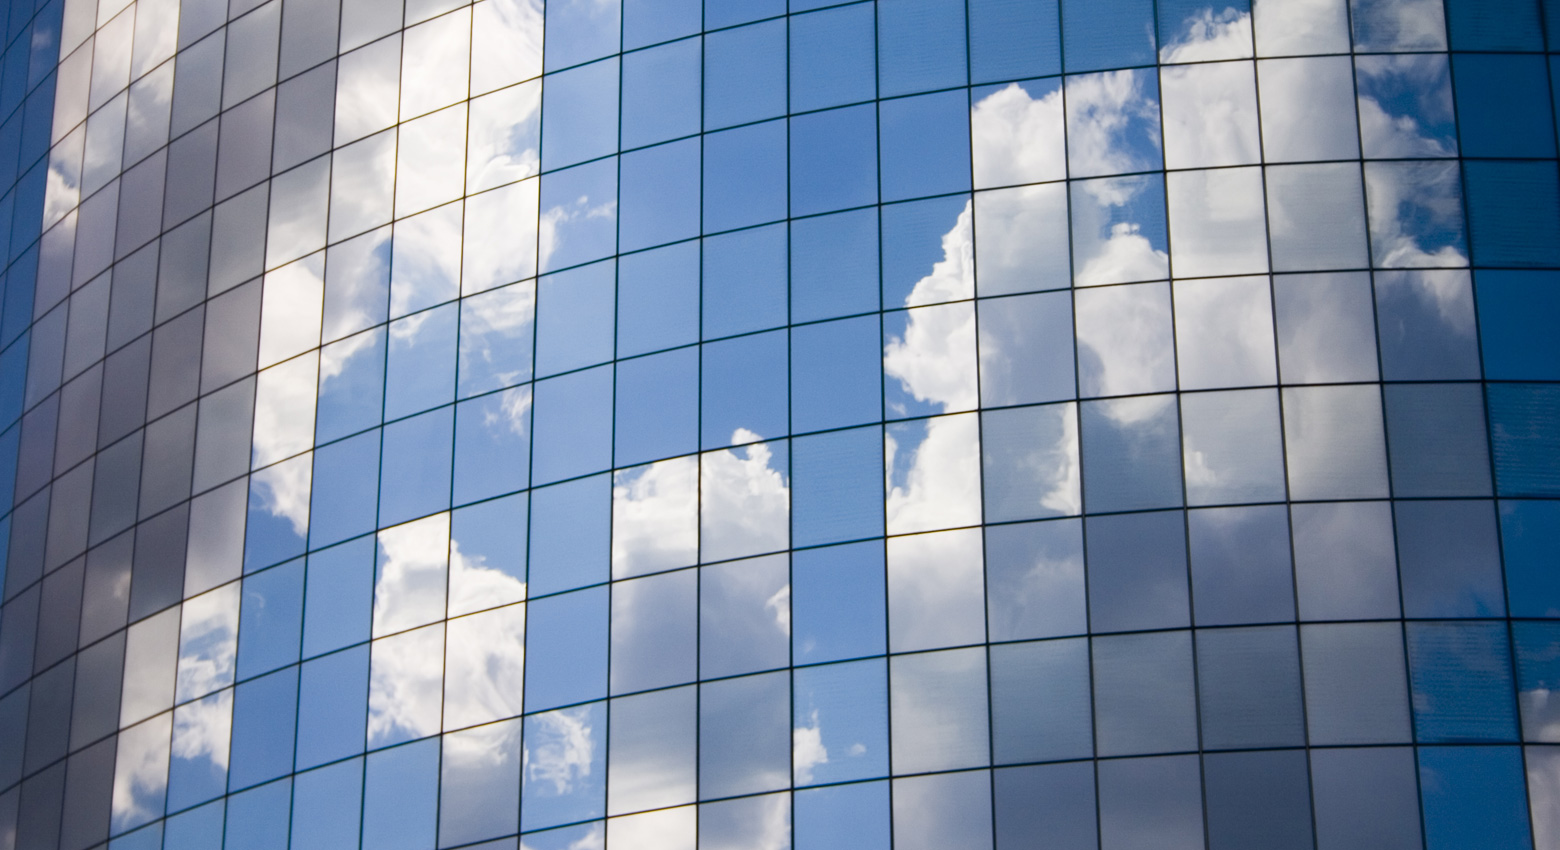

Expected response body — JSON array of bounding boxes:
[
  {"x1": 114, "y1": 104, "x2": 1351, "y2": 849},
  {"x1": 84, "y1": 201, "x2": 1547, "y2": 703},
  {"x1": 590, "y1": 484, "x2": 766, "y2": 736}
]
[{"x1": 0, "y1": 0, "x2": 1558, "y2": 847}]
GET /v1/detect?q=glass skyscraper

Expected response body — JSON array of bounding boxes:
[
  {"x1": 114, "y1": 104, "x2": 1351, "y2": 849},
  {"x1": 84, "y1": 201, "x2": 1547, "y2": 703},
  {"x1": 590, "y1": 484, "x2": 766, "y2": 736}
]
[{"x1": 0, "y1": 0, "x2": 1558, "y2": 847}]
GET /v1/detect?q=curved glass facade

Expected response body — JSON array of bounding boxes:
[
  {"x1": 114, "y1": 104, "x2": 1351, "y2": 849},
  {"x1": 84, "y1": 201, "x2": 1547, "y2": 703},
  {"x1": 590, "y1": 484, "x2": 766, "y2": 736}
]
[{"x1": 1, "y1": 0, "x2": 1559, "y2": 847}]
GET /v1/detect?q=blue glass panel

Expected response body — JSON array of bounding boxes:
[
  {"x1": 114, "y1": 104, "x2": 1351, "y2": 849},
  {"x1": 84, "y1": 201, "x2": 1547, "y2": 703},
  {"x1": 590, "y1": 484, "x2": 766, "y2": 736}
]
[
  {"x1": 881, "y1": 195, "x2": 968, "y2": 306},
  {"x1": 538, "y1": 159, "x2": 618, "y2": 272},
  {"x1": 1477, "y1": 270, "x2": 1560, "y2": 380},
  {"x1": 793, "y1": 658, "x2": 889, "y2": 784},
  {"x1": 521, "y1": 702, "x2": 606, "y2": 831},
  {"x1": 792, "y1": 426, "x2": 885, "y2": 547},
  {"x1": 457, "y1": 282, "x2": 535, "y2": 399},
  {"x1": 1454, "y1": 54, "x2": 1554, "y2": 158},
  {"x1": 994, "y1": 763, "x2": 1096, "y2": 850},
  {"x1": 618, "y1": 241, "x2": 699, "y2": 357},
  {"x1": 228, "y1": 667, "x2": 299, "y2": 789},
  {"x1": 1188, "y1": 505, "x2": 1295, "y2": 627},
  {"x1": 1419, "y1": 746, "x2": 1533, "y2": 850},
  {"x1": 620, "y1": 37, "x2": 701, "y2": 149},
  {"x1": 1079, "y1": 396, "x2": 1183, "y2": 514},
  {"x1": 1502, "y1": 500, "x2": 1560, "y2": 618},
  {"x1": 615, "y1": 347, "x2": 697, "y2": 466},
  {"x1": 790, "y1": 104, "x2": 878, "y2": 217},
  {"x1": 452, "y1": 386, "x2": 532, "y2": 506},
  {"x1": 1445, "y1": 0, "x2": 1544, "y2": 50},
  {"x1": 1061, "y1": 0, "x2": 1155, "y2": 73},
  {"x1": 1396, "y1": 500, "x2": 1504, "y2": 618},
  {"x1": 290, "y1": 759, "x2": 363, "y2": 850},
  {"x1": 167, "y1": 692, "x2": 231, "y2": 811},
  {"x1": 378, "y1": 406, "x2": 454, "y2": 528},
  {"x1": 301, "y1": 536, "x2": 374, "y2": 659},
  {"x1": 619, "y1": 139, "x2": 700, "y2": 252},
  {"x1": 706, "y1": 0, "x2": 784, "y2": 28},
  {"x1": 790, "y1": 316, "x2": 882, "y2": 434},
  {"x1": 991, "y1": 638, "x2": 1091, "y2": 763},
  {"x1": 384, "y1": 303, "x2": 457, "y2": 420},
  {"x1": 700, "y1": 329, "x2": 788, "y2": 448},
  {"x1": 969, "y1": 0, "x2": 1060, "y2": 83},
  {"x1": 544, "y1": 0, "x2": 621, "y2": 72},
  {"x1": 236, "y1": 558, "x2": 304, "y2": 679},
  {"x1": 704, "y1": 223, "x2": 787, "y2": 338},
  {"x1": 316, "y1": 327, "x2": 385, "y2": 445},
  {"x1": 524, "y1": 586, "x2": 609, "y2": 711},
  {"x1": 1310, "y1": 748, "x2": 1423, "y2": 850},
  {"x1": 1488, "y1": 383, "x2": 1560, "y2": 497},
  {"x1": 1466, "y1": 161, "x2": 1560, "y2": 268},
  {"x1": 307, "y1": 430, "x2": 380, "y2": 552},
  {"x1": 791, "y1": 208, "x2": 879, "y2": 323},
  {"x1": 531, "y1": 365, "x2": 613, "y2": 484},
  {"x1": 163, "y1": 801, "x2": 221, "y2": 850},
  {"x1": 877, "y1": 0, "x2": 967, "y2": 96},
  {"x1": 528, "y1": 474, "x2": 610, "y2": 595},
  {"x1": 1406, "y1": 622, "x2": 1518, "y2": 743},
  {"x1": 792, "y1": 540, "x2": 887, "y2": 664},
  {"x1": 536, "y1": 259, "x2": 616, "y2": 377},
  {"x1": 243, "y1": 475, "x2": 305, "y2": 572},
  {"x1": 295, "y1": 646, "x2": 369, "y2": 769},
  {"x1": 223, "y1": 779, "x2": 290, "y2": 850},
  {"x1": 1085, "y1": 510, "x2": 1189, "y2": 633},
  {"x1": 795, "y1": 781, "x2": 890, "y2": 850},
  {"x1": 790, "y1": 4, "x2": 875, "y2": 113},
  {"x1": 703, "y1": 120, "x2": 787, "y2": 233},
  {"x1": 704, "y1": 19, "x2": 785, "y2": 129},
  {"x1": 1375, "y1": 270, "x2": 1479, "y2": 381},
  {"x1": 362, "y1": 738, "x2": 439, "y2": 850},
  {"x1": 879, "y1": 91, "x2": 971, "y2": 203},
  {"x1": 623, "y1": 0, "x2": 699, "y2": 49},
  {"x1": 1202, "y1": 750, "x2": 1313, "y2": 850}
]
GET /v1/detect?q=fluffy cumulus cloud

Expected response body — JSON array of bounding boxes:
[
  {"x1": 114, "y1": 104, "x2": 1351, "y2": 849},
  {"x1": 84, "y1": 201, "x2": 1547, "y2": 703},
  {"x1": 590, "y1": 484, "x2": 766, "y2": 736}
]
[
  {"x1": 606, "y1": 807, "x2": 696, "y2": 850},
  {"x1": 1159, "y1": 6, "x2": 1253, "y2": 62},
  {"x1": 880, "y1": 207, "x2": 983, "y2": 534},
  {"x1": 610, "y1": 430, "x2": 790, "y2": 576},
  {"x1": 366, "y1": 511, "x2": 532, "y2": 740},
  {"x1": 612, "y1": 455, "x2": 698, "y2": 578},
  {"x1": 971, "y1": 82, "x2": 1065, "y2": 188}
]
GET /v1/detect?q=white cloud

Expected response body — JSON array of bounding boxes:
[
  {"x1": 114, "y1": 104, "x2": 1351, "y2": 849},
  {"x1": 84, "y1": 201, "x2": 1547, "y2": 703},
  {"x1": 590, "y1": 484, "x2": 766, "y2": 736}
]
[
  {"x1": 792, "y1": 710, "x2": 829, "y2": 784},
  {"x1": 472, "y1": 0, "x2": 545, "y2": 96},
  {"x1": 1159, "y1": 7, "x2": 1252, "y2": 63},
  {"x1": 700, "y1": 433, "x2": 790, "y2": 564},
  {"x1": 885, "y1": 414, "x2": 983, "y2": 535},
  {"x1": 1160, "y1": 60, "x2": 1260, "y2": 169},
  {"x1": 368, "y1": 622, "x2": 445, "y2": 746},
  {"x1": 613, "y1": 455, "x2": 698, "y2": 579},
  {"x1": 1530, "y1": 747, "x2": 1560, "y2": 850},
  {"x1": 468, "y1": 80, "x2": 542, "y2": 193},
  {"x1": 111, "y1": 713, "x2": 172, "y2": 832},
  {"x1": 971, "y1": 83, "x2": 1064, "y2": 189},
  {"x1": 170, "y1": 689, "x2": 233, "y2": 773},
  {"x1": 1252, "y1": 0, "x2": 1349, "y2": 55},
  {"x1": 1075, "y1": 281, "x2": 1175, "y2": 400},
  {"x1": 1065, "y1": 69, "x2": 1160, "y2": 179},
  {"x1": 443, "y1": 603, "x2": 527, "y2": 730},
  {"x1": 1074, "y1": 222, "x2": 1169, "y2": 287},
  {"x1": 886, "y1": 528, "x2": 987, "y2": 652},
  {"x1": 174, "y1": 583, "x2": 240, "y2": 704},
  {"x1": 606, "y1": 807, "x2": 696, "y2": 850},
  {"x1": 1364, "y1": 161, "x2": 1468, "y2": 269},
  {"x1": 524, "y1": 705, "x2": 597, "y2": 795},
  {"x1": 447, "y1": 534, "x2": 528, "y2": 617},
  {"x1": 400, "y1": 8, "x2": 471, "y2": 119},
  {"x1": 373, "y1": 513, "x2": 451, "y2": 637}
]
